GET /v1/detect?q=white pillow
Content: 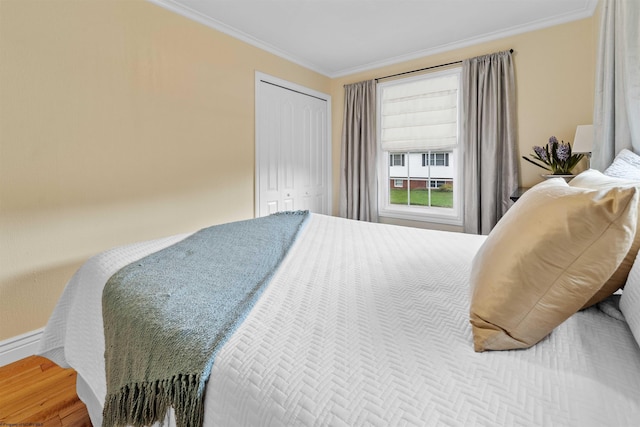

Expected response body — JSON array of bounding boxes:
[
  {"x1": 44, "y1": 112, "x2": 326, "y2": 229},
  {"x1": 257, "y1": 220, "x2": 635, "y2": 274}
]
[
  {"x1": 621, "y1": 252, "x2": 640, "y2": 349},
  {"x1": 604, "y1": 149, "x2": 640, "y2": 180}
]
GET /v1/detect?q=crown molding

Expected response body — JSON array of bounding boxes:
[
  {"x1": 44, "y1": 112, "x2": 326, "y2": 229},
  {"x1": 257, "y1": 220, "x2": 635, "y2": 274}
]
[
  {"x1": 146, "y1": 0, "x2": 598, "y2": 79},
  {"x1": 146, "y1": 0, "x2": 332, "y2": 76},
  {"x1": 332, "y1": 0, "x2": 599, "y2": 77}
]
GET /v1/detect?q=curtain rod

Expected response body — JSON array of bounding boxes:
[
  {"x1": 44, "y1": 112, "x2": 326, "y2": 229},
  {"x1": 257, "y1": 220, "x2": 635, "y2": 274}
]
[{"x1": 375, "y1": 49, "x2": 514, "y2": 82}]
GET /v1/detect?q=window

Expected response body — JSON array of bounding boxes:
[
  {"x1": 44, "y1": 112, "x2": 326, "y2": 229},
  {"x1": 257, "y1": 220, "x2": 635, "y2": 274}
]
[
  {"x1": 390, "y1": 153, "x2": 405, "y2": 167},
  {"x1": 377, "y1": 68, "x2": 463, "y2": 225},
  {"x1": 422, "y1": 152, "x2": 450, "y2": 167}
]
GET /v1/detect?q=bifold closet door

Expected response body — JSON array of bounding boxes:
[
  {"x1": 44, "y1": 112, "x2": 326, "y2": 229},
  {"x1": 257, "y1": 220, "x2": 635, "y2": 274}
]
[{"x1": 256, "y1": 80, "x2": 329, "y2": 217}]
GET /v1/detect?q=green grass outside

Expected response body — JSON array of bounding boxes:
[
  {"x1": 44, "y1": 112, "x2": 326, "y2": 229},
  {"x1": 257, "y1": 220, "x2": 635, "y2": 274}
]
[{"x1": 390, "y1": 188, "x2": 453, "y2": 208}]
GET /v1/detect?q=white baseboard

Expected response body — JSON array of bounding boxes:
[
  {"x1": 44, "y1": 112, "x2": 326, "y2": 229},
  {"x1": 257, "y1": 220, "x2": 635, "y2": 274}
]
[{"x1": 0, "y1": 328, "x2": 44, "y2": 367}]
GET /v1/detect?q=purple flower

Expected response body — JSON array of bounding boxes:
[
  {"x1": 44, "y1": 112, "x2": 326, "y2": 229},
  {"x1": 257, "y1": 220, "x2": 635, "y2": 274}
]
[
  {"x1": 556, "y1": 143, "x2": 570, "y2": 161},
  {"x1": 533, "y1": 145, "x2": 548, "y2": 161},
  {"x1": 548, "y1": 136, "x2": 558, "y2": 145}
]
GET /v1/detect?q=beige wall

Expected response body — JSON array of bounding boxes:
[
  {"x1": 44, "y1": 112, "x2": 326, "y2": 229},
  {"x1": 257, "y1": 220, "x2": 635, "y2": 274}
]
[
  {"x1": 0, "y1": 0, "x2": 597, "y2": 341},
  {"x1": 330, "y1": 16, "x2": 598, "y2": 230},
  {"x1": 0, "y1": 0, "x2": 330, "y2": 340}
]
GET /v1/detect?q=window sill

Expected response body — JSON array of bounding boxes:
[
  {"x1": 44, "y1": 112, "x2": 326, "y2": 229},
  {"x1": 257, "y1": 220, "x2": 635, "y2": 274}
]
[{"x1": 378, "y1": 206, "x2": 463, "y2": 227}]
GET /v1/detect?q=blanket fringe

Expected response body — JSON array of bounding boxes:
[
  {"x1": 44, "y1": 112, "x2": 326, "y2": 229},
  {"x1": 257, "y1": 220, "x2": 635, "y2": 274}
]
[
  {"x1": 273, "y1": 210, "x2": 309, "y2": 216},
  {"x1": 103, "y1": 374, "x2": 205, "y2": 427}
]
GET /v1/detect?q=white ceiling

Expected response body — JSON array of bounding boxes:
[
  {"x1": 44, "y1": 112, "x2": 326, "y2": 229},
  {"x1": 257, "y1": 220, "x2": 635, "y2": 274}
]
[{"x1": 148, "y1": 0, "x2": 598, "y2": 77}]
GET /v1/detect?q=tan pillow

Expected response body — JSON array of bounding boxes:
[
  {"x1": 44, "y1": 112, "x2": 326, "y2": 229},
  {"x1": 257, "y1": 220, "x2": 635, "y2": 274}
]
[
  {"x1": 569, "y1": 169, "x2": 640, "y2": 307},
  {"x1": 470, "y1": 178, "x2": 638, "y2": 352}
]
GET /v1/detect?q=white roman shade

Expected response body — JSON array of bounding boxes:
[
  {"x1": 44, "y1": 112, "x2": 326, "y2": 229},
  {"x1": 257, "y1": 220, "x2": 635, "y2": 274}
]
[{"x1": 381, "y1": 73, "x2": 459, "y2": 152}]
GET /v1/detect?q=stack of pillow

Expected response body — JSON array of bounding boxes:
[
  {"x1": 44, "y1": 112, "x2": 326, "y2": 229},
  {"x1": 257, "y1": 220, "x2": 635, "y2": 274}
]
[{"x1": 470, "y1": 149, "x2": 640, "y2": 352}]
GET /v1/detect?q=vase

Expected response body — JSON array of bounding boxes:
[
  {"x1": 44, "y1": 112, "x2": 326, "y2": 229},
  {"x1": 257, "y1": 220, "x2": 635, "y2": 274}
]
[{"x1": 541, "y1": 174, "x2": 575, "y2": 182}]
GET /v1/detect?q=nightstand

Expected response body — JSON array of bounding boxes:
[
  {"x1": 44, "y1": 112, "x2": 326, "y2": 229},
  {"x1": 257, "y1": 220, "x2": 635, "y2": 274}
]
[{"x1": 510, "y1": 187, "x2": 531, "y2": 202}]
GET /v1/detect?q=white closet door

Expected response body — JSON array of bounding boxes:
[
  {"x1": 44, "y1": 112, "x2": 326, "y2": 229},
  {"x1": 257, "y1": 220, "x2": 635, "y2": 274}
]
[{"x1": 256, "y1": 77, "x2": 330, "y2": 217}]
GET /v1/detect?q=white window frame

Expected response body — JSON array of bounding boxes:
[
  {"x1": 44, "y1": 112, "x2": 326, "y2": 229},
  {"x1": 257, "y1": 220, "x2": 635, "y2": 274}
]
[{"x1": 377, "y1": 68, "x2": 463, "y2": 226}]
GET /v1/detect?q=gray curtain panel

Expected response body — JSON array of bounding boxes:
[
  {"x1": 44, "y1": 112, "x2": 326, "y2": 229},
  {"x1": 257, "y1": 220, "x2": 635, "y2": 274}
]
[
  {"x1": 462, "y1": 50, "x2": 518, "y2": 235},
  {"x1": 593, "y1": 0, "x2": 640, "y2": 170},
  {"x1": 339, "y1": 80, "x2": 378, "y2": 222}
]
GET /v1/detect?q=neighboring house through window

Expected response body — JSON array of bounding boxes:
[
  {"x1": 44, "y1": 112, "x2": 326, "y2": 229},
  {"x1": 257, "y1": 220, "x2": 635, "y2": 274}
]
[
  {"x1": 390, "y1": 153, "x2": 405, "y2": 167},
  {"x1": 422, "y1": 152, "x2": 450, "y2": 167},
  {"x1": 377, "y1": 68, "x2": 462, "y2": 225}
]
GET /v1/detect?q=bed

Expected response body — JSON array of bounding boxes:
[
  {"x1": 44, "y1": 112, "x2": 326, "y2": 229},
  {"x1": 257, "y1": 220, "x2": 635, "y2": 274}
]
[{"x1": 38, "y1": 165, "x2": 640, "y2": 426}]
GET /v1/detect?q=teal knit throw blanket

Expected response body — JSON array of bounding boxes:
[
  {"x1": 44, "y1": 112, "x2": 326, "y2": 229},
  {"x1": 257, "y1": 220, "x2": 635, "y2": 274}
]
[{"x1": 102, "y1": 211, "x2": 309, "y2": 427}]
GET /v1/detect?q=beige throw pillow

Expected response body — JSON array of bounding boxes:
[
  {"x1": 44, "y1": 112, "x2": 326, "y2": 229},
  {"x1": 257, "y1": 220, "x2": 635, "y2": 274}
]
[
  {"x1": 569, "y1": 169, "x2": 640, "y2": 307},
  {"x1": 470, "y1": 178, "x2": 638, "y2": 352}
]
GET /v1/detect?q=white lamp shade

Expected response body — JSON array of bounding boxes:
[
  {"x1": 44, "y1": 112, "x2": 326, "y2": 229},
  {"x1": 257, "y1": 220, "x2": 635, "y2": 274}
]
[{"x1": 573, "y1": 124, "x2": 594, "y2": 153}]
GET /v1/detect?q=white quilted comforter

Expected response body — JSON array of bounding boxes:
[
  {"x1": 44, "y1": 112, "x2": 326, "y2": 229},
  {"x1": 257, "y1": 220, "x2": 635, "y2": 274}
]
[{"x1": 39, "y1": 214, "x2": 640, "y2": 426}]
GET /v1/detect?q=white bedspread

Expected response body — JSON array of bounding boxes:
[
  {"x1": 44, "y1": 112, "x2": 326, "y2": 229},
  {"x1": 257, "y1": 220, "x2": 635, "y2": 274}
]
[{"x1": 39, "y1": 214, "x2": 640, "y2": 426}]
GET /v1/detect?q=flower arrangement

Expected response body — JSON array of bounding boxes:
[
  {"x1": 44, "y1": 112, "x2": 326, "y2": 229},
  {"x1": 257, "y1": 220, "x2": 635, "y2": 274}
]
[{"x1": 522, "y1": 136, "x2": 584, "y2": 175}]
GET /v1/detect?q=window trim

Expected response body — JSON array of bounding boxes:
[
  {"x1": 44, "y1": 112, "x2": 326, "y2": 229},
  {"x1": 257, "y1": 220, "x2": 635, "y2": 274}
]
[{"x1": 376, "y1": 68, "x2": 463, "y2": 226}]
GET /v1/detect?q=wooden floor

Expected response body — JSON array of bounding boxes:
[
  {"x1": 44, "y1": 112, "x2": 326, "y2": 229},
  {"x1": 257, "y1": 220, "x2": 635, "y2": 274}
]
[{"x1": 0, "y1": 355, "x2": 92, "y2": 426}]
